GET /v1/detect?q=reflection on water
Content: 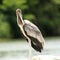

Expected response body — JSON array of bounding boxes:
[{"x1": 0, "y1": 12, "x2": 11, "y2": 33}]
[{"x1": 0, "y1": 38, "x2": 60, "y2": 60}]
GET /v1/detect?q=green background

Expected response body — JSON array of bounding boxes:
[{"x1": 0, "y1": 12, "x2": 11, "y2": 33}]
[{"x1": 0, "y1": 0, "x2": 60, "y2": 39}]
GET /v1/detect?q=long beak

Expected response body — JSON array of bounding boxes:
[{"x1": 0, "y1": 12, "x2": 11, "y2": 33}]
[{"x1": 16, "y1": 9, "x2": 24, "y2": 26}]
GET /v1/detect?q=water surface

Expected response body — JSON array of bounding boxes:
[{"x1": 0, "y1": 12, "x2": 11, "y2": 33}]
[{"x1": 0, "y1": 38, "x2": 60, "y2": 60}]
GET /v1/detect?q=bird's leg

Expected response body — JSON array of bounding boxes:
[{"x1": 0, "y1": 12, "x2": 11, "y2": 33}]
[
  {"x1": 17, "y1": 26, "x2": 32, "y2": 60},
  {"x1": 28, "y1": 38, "x2": 32, "y2": 60}
]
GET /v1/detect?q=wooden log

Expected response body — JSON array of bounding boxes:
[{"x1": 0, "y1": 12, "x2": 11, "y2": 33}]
[{"x1": 32, "y1": 55, "x2": 60, "y2": 60}]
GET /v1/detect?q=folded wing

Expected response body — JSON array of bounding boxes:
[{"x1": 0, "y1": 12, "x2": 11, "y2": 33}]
[{"x1": 23, "y1": 20, "x2": 45, "y2": 52}]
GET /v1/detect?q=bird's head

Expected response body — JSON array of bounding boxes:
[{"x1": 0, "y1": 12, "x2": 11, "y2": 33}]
[
  {"x1": 16, "y1": 9, "x2": 21, "y2": 15},
  {"x1": 16, "y1": 9, "x2": 24, "y2": 27}
]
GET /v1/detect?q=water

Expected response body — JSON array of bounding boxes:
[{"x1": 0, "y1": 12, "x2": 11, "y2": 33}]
[{"x1": 0, "y1": 38, "x2": 60, "y2": 60}]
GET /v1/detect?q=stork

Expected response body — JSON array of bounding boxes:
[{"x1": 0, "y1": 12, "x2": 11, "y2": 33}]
[{"x1": 16, "y1": 9, "x2": 45, "y2": 60}]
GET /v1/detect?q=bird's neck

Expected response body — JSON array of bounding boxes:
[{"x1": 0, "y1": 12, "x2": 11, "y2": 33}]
[{"x1": 17, "y1": 13, "x2": 24, "y2": 27}]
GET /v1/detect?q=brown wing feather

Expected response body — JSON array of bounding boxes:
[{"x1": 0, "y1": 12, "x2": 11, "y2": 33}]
[
  {"x1": 23, "y1": 20, "x2": 45, "y2": 52},
  {"x1": 24, "y1": 20, "x2": 44, "y2": 43}
]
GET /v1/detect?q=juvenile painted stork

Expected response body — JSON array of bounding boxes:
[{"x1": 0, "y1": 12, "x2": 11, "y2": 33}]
[{"x1": 16, "y1": 9, "x2": 45, "y2": 60}]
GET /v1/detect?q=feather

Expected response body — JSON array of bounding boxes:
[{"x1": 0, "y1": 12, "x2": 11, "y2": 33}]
[{"x1": 23, "y1": 20, "x2": 45, "y2": 52}]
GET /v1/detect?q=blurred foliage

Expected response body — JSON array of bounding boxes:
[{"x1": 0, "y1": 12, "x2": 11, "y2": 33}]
[
  {"x1": 0, "y1": 0, "x2": 60, "y2": 38},
  {"x1": 26, "y1": 0, "x2": 60, "y2": 36}
]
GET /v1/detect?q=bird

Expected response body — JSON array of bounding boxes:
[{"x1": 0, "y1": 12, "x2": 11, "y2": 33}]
[{"x1": 16, "y1": 9, "x2": 45, "y2": 53}]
